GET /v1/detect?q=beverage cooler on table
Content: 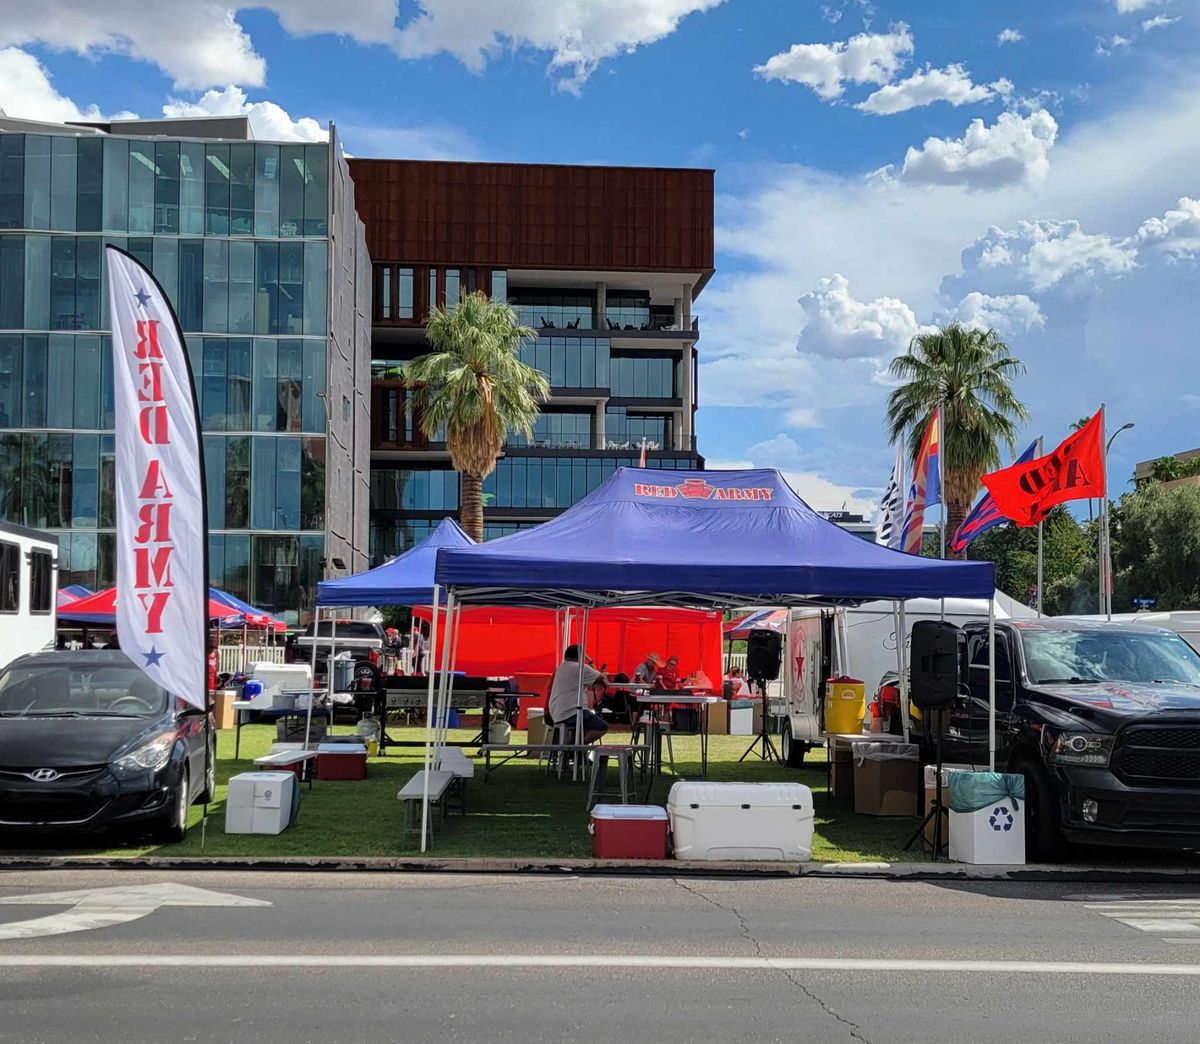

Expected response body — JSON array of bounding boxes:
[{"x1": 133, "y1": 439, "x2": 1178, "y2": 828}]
[
  {"x1": 667, "y1": 781, "x2": 814, "y2": 861},
  {"x1": 824, "y1": 677, "x2": 865, "y2": 734}
]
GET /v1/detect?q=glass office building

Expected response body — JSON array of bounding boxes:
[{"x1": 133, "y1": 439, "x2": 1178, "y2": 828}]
[{"x1": 0, "y1": 115, "x2": 371, "y2": 623}]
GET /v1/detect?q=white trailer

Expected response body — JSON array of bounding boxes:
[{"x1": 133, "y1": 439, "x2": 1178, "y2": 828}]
[
  {"x1": 0, "y1": 521, "x2": 59, "y2": 669},
  {"x1": 771, "y1": 592, "x2": 1037, "y2": 765}
]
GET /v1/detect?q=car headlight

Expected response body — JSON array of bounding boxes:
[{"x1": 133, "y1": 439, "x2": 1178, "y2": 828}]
[
  {"x1": 1046, "y1": 731, "x2": 1115, "y2": 766},
  {"x1": 110, "y1": 732, "x2": 176, "y2": 778}
]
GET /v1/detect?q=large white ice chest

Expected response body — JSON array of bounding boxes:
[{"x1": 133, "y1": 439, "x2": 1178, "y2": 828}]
[
  {"x1": 225, "y1": 771, "x2": 296, "y2": 835},
  {"x1": 247, "y1": 662, "x2": 313, "y2": 708},
  {"x1": 667, "y1": 781, "x2": 814, "y2": 861}
]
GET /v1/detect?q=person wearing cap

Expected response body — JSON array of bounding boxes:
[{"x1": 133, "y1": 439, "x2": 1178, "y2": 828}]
[{"x1": 632, "y1": 651, "x2": 664, "y2": 686}]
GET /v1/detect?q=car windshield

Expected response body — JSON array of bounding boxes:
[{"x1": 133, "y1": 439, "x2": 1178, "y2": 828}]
[
  {"x1": 1022, "y1": 629, "x2": 1200, "y2": 687},
  {"x1": 0, "y1": 664, "x2": 170, "y2": 718}
]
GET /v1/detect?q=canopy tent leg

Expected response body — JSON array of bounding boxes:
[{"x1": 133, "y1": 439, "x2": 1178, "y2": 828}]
[
  {"x1": 304, "y1": 606, "x2": 321, "y2": 752},
  {"x1": 573, "y1": 608, "x2": 590, "y2": 781},
  {"x1": 438, "y1": 596, "x2": 462, "y2": 752},
  {"x1": 241, "y1": 622, "x2": 248, "y2": 675},
  {"x1": 434, "y1": 596, "x2": 455, "y2": 756},
  {"x1": 420, "y1": 583, "x2": 442, "y2": 854},
  {"x1": 895, "y1": 601, "x2": 910, "y2": 745},
  {"x1": 988, "y1": 597, "x2": 996, "y2": 772}
]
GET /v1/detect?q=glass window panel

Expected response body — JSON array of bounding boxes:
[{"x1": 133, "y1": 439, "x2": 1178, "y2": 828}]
[
  {"x1": 205, "y1": 143, "x2": 230, "y2": 235},
  {"x1": 128, "y1": 235, "x2": 153, "y2": 272},
  {"x1": 511, "y1": 458, "x2": 527, "y2": 507},
  {"x1": 497, "y1": 458, "x2": 510, "y2": 506},
  {"x1": 127, "y1": 140, "x2": 155, "y2": 234},
  {"x1": 491, "y1": 270, "x2": 507, "y2": 303},
  {"x1": 0, "y1": 136, "x2": 23, "y2": 230},
  {"x1": 21, "y1": 334, "x2": 47, "y2": 427},
  {"x1": 227, "y1": 240, "x2": 254, "y2": 334},
  {"x1": 550, "y1": 341, "x2": 565, "y2": 387},
  {"x1": 21, "y1": 432, "x2": 48, "y2": 527},
  {"x1": 254, "y1": 144, "x2": 280, "y2": 237},
  {"x1": 573, "y1": 460, "x2": 587, "y2": 502},
  {"x1": 45, "y1": 335, "x2": 74, "y2": 429},
  {"x1": 558, "y1": 459, "x2": 571, "y2": 505},
  {"x1": 428, "y1": 269, "x2": 438, "y2": 313},
  {"x1": 202, "y1": 338, "x2": 227, "y2": 430},
  {"x1": 252, "y1": 339, "x2": 277, "y2": 431},
  {"x1": 301, "y1": 437, "x2": 324, "y2": 529},
  {"x1": 279, "y1": 145, "x2": 305, "y2": 237},
  {"x1": 229, "y1": 143, "x2": 254, "y2": 235},
  {"x1": 73, "y1": 138, "x2": 103, "y2": 232},
  {"x1": 177, "y1": 239, "x2": 204, "y2": 332},
  {"x1": 0, "y1": 432, "x2": 18, "y2": 521},
  {"x1": 75, "y1": 236, "x2": 100, "y2": 330},
  {"x1": 255, "y1": 242, "x2": 278, "y2": 334},
  {"x1": 99, "y1": 434, "x2": 115, "y2": 528},
  {"x1": 302, "y1": 242, "x2": 327, "y2": 336},
  {"x1": 50, "y1": 137, "x2": 77, "y2": 232},
  {"x1": 73, "y1": 335, "x2": 100, "y2": 429},
  {"x1": 303, "y1": 144, "x2": 328, "y2": 236},
  {"x1": 23, "y1": 135, "x2": 50, "y2": 230},
  {"x1": 43, "y1": 433, "x2": 72, "y2": 530},
  {"x1": 23, "y1": 234, "x2": 50, "y2": 330},
  {"x1": 223, "y1": 534, "x2": 251, "y2": 601},
  {"x1": 301, "y1": 340, "x2": 325, "y2": 432},
  {"x1": 542, "y1": 459, "x2": 555, "y2": 507},
  {"x1": 0, "y1": 336, "x2": 20, "y2": 429},
  {"x1": 101, "y1": 138, "x2": 129, "y2": 233},
  {"x1": 251, "y1": 436, "x2": 277, "y2": 528},
  {"x1": 278, "y1": 241, "x2": 304, "y2": 334},
  {"x1": 71, "y1": 433, "x2": 99, "y2": 527},
  {"x1": 204, "y1": 434, "x2": 225, "y2": 530},
  {"x1": 153, "y1": 140, "x2": 180, "y2": 233},
  {"x1": 445, "y1": 269, "x2": 460, "y2": 308},
  {"x1": 202, "y1": 239, "x2": 229, "y2": 333},
  {"x1": 396, "y1": 267, "x2": 413, "y2": 319},
  {"x1": 0, "y1": 236, "x2": 23, "y2": 328},
  {"x1": 226, "y1": 437, "x2": 250, "y2": 528},
  {"x1": 277, "y1": 340, "x2": 302, "y2": 432},
  {"x1": 227, "y1": 338, "x2": 252, "y2": 431},
  {"x1": 179, "y1": 142, "x2": 205, "y2": 235},
  {"x1": 99, "y1": 336, "x2": 114, "y2": 428}
]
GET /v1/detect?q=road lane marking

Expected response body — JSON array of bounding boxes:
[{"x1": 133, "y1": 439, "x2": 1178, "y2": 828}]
[
  {"x1": 1, "y1": 955, "x2": 1200, "y2": 976},
  {"x1": 0, "y1": 884, "x2": 270, "y2": 941},
  {"x1": 1084, "y1": 897, "x2": 1200, "y2": 941}
]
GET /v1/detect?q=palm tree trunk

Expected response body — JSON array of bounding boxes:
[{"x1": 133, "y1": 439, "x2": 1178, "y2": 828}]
[
  {"x1": 460, "y1": 471, "x2": 485, "y2": 543},
  {"x1": 945, "y1": 495, "x2": 969, "y2": 559}
]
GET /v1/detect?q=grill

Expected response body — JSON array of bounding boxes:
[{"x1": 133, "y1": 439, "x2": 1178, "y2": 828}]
[
  {"x1": 0, "y1": 766, "x2": 106, "y2": 784},
  {"x1": 0, "y1": 792, "x2": 109, "y2": 825},
  {"x1": 1115, "y1": 724, "x2": 1200, "y2": 787},
  {"x1": 1122, "y1": 795, "x2": 1200, "y2": 831}
]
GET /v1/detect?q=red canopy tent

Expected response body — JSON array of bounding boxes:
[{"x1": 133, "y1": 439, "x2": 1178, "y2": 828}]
[{"x1": 59, "y1": 586, "x2": 241, "y2": 627}]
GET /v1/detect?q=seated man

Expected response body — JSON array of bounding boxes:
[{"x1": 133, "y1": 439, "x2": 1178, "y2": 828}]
[
  {"x1": 548, "y1": 645, "x2": 609, "y2": 744},
  {"x1": 632, "y1": 651, "x2": 663, "y2": 686}
]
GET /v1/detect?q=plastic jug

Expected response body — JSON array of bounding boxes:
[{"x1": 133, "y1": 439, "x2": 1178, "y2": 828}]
[{"x1": 824, "y1": 676, "x2": 865, "y2": 734}]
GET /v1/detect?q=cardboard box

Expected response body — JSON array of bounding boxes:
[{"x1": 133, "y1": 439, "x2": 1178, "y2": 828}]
[
  {"x1": 225, "y1": 771, "x2": 295, "y2": 835},
  {"x1": 212, "y1": 690, "x2": 238, "y2": 730},
  {"x1": 707, "y1": 699, "x2": 729, "y2": 736},
  {"x1": 527, "y1": 709, "x2": 548, "y2": 746},
  {"x1": 752, "y1": 700, "x2": 763, "y2": 735},
  {"x1": 831, "y1": 754, "x2": 856, "y2": 803},
  {"x1": 852, "y1": 743, "x2": 919, "y2": 816},
  {"x1": 729, "y1": 706, "x2": 753, "y2": 735}
]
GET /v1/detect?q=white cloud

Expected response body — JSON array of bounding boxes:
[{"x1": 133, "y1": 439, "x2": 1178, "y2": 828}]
[
  {"x1": 1114, "y1": 0, "x2": 1157, "y2": 11},
  {"x1": 708, "y1": 438, "x2": 879, "y2": 515},
  {"x1": 857, "y1": 64, "x2": 1007, "y2": 116},
  {"x1": 894, "y1": 110, "x2": 1058, "y2": 190},
  {"x1": 1141, "y1": 15, "x2": 1181, "y2": 31},
  {"x1": 754, "y1": 23, "x2": 913, "y2": 101},
  {"x1": 948, "y1": 292, "x2": 1045, "y2": 335},
  {"x1": 996, "y1": 28, "x2": 1024, "y2": 46},
  {"x1": 0, "y1": 45, "x2": 106, "y2": 122},
  {"x1": 393, "y1": 0, "x2": 726, "y2": 93},
  {"x1": 1096, "y1": 34, "x2": 1132, "y2": 56},
  {"x1": 336, "y1": 121, "x2": 478, "y2": 160},
  {"x1": 1136, "y1": 196, "x2": 1200, "y2": 258},
  {"x1": 162, "y1": 86, "x2": 327, "y2": 142},
  {"x1": 796, "y1": 274, "x2": 925, "y2": 358}
]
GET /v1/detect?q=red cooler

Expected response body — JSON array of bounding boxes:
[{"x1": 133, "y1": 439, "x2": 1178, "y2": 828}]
[
  {"x1": 316, "y1": 743, "x2": 368, "y2": 781},
  {"x1": 590, "y1": 805, "x2": 669, "y2": 860}
]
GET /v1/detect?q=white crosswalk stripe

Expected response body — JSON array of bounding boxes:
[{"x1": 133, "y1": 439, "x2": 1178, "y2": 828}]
[{"x1": 1084, "y1": 897, "x2": 1200, "y2": 941}]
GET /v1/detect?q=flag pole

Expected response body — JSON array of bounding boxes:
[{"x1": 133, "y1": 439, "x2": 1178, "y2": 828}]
[
  {"x1": 1036, "y1": 436, "x2": 1045, "y2": 618},
  {"x1": 938, "y1": 404, "x2": 946, "y2": 624},
  {"x1": 1098, "y1": 404, "x2": 1108, "y2": 618}
]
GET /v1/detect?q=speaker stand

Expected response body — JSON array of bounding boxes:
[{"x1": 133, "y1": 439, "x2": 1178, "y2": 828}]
[
  {"x1": 738, "y1": 681, "x2": 779, "y2": 763},
  {"x1": 904, "y1": 709, "x2": 946, "y2": 860}
]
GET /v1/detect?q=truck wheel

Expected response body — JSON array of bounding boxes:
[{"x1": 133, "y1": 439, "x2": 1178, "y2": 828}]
[
  {"x1": 781, "y1": 726, "x2": 807, "y2": 768},
  {"x1": 1013, "y1": 756, "x2": 1065, "y2": 861}
]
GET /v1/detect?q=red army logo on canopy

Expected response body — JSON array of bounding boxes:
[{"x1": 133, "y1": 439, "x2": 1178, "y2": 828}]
[{"x1": 633, "y1": 478, "x2": 774, "y2": 502}]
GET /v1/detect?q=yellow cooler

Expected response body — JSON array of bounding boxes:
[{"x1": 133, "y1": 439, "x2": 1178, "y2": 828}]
[{"x1": 824, "y1": 678, "x2": 865, "y2": 734}]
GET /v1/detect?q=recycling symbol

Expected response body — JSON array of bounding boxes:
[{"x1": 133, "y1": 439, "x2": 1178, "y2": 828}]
[{"x1": 989, "y1": 805, "x2": 1014, "y2": 832}]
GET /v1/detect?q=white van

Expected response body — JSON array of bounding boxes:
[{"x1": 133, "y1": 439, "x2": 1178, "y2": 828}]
[
  {"x1": 0, "y1": 522, "x2": 58, "y2": 669},
  {"x1": 760, "y1": 592, "x2": 1037, "y2": 765}
]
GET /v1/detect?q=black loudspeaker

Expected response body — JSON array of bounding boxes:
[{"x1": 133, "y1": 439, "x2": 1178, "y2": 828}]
[
  {"x1": 910, "y1": 620, "x2": 961, "y2": 710},
  {"x1": 746, "y1": 630, "x2": 783, "y2": 681}
]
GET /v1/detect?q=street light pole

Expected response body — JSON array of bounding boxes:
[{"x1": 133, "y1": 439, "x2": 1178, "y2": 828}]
[{"x1": 1102, "y1": 421, "x2": 1135, "y2": 621}]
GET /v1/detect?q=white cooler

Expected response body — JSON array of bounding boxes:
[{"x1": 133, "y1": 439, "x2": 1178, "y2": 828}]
[
  {"x1": 248, "y1": 662, "x2": 313, "y2": 707},
  {"x1": 667, "y1": 781, "x2": 814, "y2": 861},
  {"x1": 225, "y1": 771, "x2": 296, "y2": 835}
]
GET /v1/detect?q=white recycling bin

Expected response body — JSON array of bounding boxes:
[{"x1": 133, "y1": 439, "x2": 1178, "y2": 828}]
[
  {"x1": 947, "y1": 772, "x2": 1026, "y2": 865},
  {"x1": 225, "y1": 771, "x2": 296, "y2": 835},
  {"x1": 667, "y1": 781, "x2": 814, "y2": 861}
]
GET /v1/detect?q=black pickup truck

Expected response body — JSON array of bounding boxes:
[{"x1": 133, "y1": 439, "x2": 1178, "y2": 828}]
[{"x1": 924, "y1": 618, "x2": 1200, "y2": 857}]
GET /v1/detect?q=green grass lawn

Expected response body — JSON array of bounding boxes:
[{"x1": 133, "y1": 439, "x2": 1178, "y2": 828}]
[{"x1": 2, "y1": 724, "x2": 919, "y2": 862}]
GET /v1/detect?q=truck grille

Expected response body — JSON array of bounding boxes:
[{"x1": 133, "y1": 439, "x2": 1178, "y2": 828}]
[{"x1": 1115, "y1": 724, "x2": 1200, "y2": 787}]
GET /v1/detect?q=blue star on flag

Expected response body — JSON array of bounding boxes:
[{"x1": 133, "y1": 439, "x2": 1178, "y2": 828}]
[
  {"x1": 143, "y1": 646, "x2": 164, "y2": 667},
  {"x1": 134, "y1": 288, "x2": 152, "y2": 309}
]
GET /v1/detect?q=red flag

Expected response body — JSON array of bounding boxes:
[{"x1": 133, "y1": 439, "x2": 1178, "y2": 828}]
[{"x1": 981, "y1": 410, "x2": 1106, "y2": 527}]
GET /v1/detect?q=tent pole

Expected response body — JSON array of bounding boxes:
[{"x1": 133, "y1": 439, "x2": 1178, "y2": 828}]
[
  {"x1": 896, "y1": 601, "x2": 910, "y2": 744},
  {"x1": 988, "y1": 596, "x2": 996, "y2": 772},
  {"x1": 435, "y1": 597, "x2": 454, "y2": 754},
  {"x1": 241, "y1": 621, "x2": 248, "y2": 674},
  {"x1": 304, "y1": 606, "x2": 320, "y2": 753},
  {"x1": 440, "y1": 596, "x2": 462, "y2": 751},
  {"x1": 420, "y1": 583, "x2": 442, "y2": 853},
  {"x1": 573, "y1": 607, "x2": 590, "y2": 781}
]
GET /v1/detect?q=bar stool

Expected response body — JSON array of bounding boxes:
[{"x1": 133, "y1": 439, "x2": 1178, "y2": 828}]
[
  {"x1": 586, "y1": 746, "x2": 634, "y2": 808},
  {"x1": 543, "y1": 721, "x2": 574, "y2": 780}
]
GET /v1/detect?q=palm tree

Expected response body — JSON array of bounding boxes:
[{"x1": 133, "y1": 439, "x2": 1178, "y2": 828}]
[
  {"x1": 405, "y1": 292, "x2": 549, "y2": 541},
  {"x1": 886, "y1": 324, "x2": 1029, "y2": 557}
]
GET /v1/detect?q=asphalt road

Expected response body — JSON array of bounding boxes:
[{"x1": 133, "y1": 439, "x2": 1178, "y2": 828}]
[{"x1": 3, "y1": 869, "x2": 1200, "y2": 1043}]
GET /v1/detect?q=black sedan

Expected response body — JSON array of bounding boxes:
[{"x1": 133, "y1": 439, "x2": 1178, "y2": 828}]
[{"x1": 0, "y1": 650, "x2": 214, "y2": 842}]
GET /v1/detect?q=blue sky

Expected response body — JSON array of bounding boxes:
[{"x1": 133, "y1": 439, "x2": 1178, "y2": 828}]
[{"x1": 3, "y1": 0, "x2": 1198, "y2": 515}]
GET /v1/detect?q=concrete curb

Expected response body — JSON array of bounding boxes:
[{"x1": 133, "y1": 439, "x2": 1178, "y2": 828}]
[{"x1": 1, "y1": 855, "x2": 1199, "y2": 882}]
